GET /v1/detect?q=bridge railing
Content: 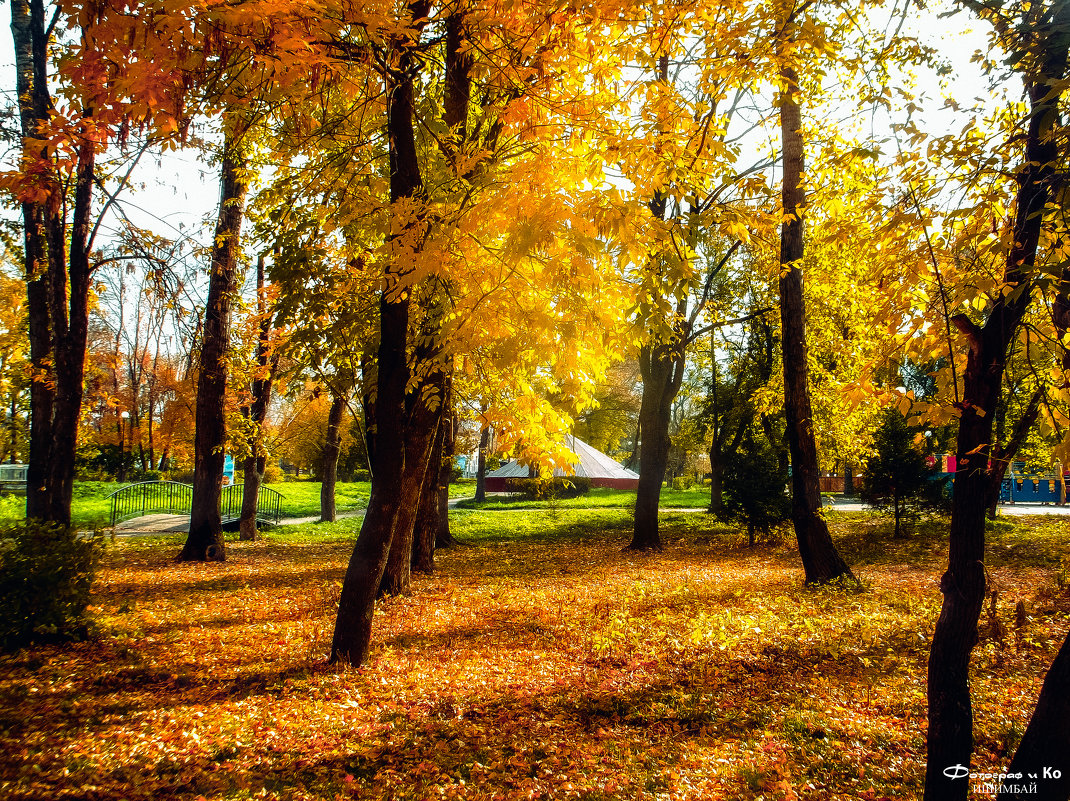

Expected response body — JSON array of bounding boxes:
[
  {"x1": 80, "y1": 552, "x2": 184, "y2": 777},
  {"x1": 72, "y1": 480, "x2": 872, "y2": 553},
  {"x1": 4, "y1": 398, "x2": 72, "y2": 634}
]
[
  {"x1": 220, "y1": 483, "x2": 282, "y2": 525},
  {"x1": 108, "y1": 481, "x2": 193, "y2": 526},
  {"x1": 109, "y1": 481, "x2": 284, "y2": 527}
]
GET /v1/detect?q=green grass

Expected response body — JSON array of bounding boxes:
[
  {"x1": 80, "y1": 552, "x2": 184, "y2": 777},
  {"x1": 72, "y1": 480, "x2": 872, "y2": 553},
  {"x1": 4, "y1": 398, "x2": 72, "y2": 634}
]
[{"x1": 455, "y1": 485, "x2": 711, "y2": 510}]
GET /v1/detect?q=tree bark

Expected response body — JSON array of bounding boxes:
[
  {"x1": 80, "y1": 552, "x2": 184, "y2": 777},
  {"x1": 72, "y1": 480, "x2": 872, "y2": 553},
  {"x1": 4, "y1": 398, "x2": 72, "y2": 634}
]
[
  {"x1": 181, "y1": 120, "x2": 249, "y2": 562},
  {"x1": 630, "y1": 336, "x2": 685, "y2": 551},
  {"x1": 239, "y1": 255, "x2": 277, "y2": 541},
  {"x1": 985, "y1": 388, "x2": 1043, "y2": 520},
  {"x1": 12, "y1": 1, "x2": 97, "y2": 526},
  {"x1": 777, "y1": 49, "x2": 855, "y2": 584},
  {"x1": 925, "y1": 6, "x2": 1069, "y2": 794},
  {"x1": 412, "y1": 408, "x2": 445, "y2": 573},
  {"x1": 474, "y1": 422, "x2": 489, "y2": 502},
  {"x1": 379, "y1": 358, "x2": 443, "y2": 596},
  {"x1": 435, "y1": 389, "x2": 457, "y2": 549},
  {"x1": 320, "y1": 389, "x2": 346, "y2": 523},
  {"x1": 330, "y1": 2, "x2": 428, "y2": 665}
]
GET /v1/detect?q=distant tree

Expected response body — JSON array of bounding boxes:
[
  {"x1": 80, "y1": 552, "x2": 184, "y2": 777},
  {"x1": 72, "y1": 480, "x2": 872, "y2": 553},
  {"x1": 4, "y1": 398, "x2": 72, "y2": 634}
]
[
  {"x1": 861, "y1": 408, "x2": 944, "y2": 538},
  {"x1": 722, "y1": 439, "x2": 790, "y2": 547}
]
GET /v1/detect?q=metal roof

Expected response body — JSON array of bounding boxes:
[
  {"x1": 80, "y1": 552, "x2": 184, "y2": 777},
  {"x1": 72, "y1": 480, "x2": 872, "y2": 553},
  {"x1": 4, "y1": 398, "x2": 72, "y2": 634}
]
[{"x1": 486, "y1": 436, "x2": 639, "y2": 480}]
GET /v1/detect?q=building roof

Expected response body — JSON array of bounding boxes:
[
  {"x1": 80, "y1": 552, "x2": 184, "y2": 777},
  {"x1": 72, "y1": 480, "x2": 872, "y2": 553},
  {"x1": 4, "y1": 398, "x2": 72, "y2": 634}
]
[{"x1": 486, "y1": 436, "x2": 639, "y2": 480}]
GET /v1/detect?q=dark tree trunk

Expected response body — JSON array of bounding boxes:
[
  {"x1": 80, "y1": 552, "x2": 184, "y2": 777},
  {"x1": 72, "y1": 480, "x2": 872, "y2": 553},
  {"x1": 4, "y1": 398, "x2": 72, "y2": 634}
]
[
  {"x1": 12, "y1": 1, "x2": 96, "y2": 526},
  {"x1": 435, "y1": 378, "x2": 457, "y2": 549},
  {"x1": 999, "y1": 630, "x2": 1070, "y2": 800},
  {"x1": 181, "y1": 121, "x2": 249, "y2": 562},
  {"x1": 925, "y1": 9, "x2": 1069, "y2": 795},
  {"x1": 320, "y1": 390, "x2": 346, "y2": 523},
  {"x1": 630, "y1": 336, "x2": 685, "y2": 551},
  {"x1": 330, "y1": 3, "x2": 428, "y2": 665},
  {"x1": 985, "y1": 388, "x2": 1043, "y2": 520},
  {"x1": 413, "y1": 373, "x2": 455, "y2": 569},
  {"x1": 379, "y1": 360, "x2": 443, "y2": 596},
  {"x1": 474, "y1": 423, "x2": 489, "y2": 502},
  {"x1": 843, "y1": 463, "x2": 854, "y2": 497},
  {"x1": 708, "y1": 443, "x2": 723, "y2": 513},
  {"x1": 412, "y1": 409, "x2": 445, "y2": 573},
  {"x1": 360, "y1": 349, "x2": 376, "y2": 475},
  {"x1": 777, "y1": 50, "x2": 854, "y2": 585},
  {"x1": 240, "y1": 255, "x2": 277, "y2": 541}
]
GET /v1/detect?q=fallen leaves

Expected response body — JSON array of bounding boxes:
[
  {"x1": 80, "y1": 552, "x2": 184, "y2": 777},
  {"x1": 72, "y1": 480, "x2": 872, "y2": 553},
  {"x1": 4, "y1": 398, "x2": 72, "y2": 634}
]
[{"x1": 0, "y1": 510, "x2": 1067, "y2": 799}]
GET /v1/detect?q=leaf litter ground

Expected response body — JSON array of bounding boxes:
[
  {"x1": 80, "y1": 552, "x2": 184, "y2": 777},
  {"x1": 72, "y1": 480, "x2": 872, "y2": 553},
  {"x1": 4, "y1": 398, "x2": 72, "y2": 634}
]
[{"x1": 1, "y1": 508, "x2": 1068, "y2": 800}]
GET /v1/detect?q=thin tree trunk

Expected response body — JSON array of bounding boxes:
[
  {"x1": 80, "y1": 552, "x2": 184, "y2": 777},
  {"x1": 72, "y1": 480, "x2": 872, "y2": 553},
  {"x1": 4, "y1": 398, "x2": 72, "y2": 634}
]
[
  {"x1": 630, "y1": 337, "x2": 684, "y2": 551},
  {"x1": 925, "y1": 8, "x2": 1069, "y2": 794},
  {"x1": 379, "y1": 359, "x2": 443, "y2": 596},
  {"x1": 412, "y1": 408, "x2": 445, "y2": 573},
  {"x1": 986, "y1": 388, "x2": 1043, "y2": 519},
  {"x1": 320, "y1": 390, "x2": 346, "y2": 523},
  {"x1": 474, "y1": 422, "x2": 489, "y2": 502},
  {"x1": 436, "y1": 387, "x2": 457, "y2": 548},
  {"x1": 330, "y1": 3, "x2": 428, "y2": 665},
  {"x1": 239, "y1": 256, "x2": 277, "y2": 540},
  {"x1": 181, "y1": 120, "x2": 249, "y2": 562},
  {"x1": 777, "y1": 42, "x2": 854, "y2": 584}
]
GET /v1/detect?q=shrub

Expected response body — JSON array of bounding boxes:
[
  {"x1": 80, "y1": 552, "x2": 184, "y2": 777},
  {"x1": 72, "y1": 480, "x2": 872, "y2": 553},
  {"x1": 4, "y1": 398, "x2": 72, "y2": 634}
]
[
  {"x1": 262, "y1": 463, "x2": 285, "y2": 484},
  {"x1": 861, "y1": 408, "x2": 948, "y2": 537},
  {"x1": 723, "y1": 441, "x2": 791, "y2": 547},
  {"x1": 0, "y1": 521, "x2": 102, "y2": 650},
  {"x1": 504, "y1": 476, "x2": 592, "y2": 500}
]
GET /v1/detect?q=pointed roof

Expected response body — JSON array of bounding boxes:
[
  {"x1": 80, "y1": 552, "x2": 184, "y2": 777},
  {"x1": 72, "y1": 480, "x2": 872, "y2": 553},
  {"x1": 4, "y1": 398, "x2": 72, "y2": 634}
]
[{"x1": 487, "y1": 435, "x2": 639, "y2": 481}]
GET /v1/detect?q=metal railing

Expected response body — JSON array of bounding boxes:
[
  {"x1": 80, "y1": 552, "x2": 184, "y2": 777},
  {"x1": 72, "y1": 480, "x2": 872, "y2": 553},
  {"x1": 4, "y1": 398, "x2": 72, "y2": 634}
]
[
  {"x1": 108, "y1": 481, "x2": 283, "y2": 527},
  {"x1": 108, "y1": 480, "x2": 193, "y2": 526},
  {"x1": 221, "y1": 483, "x2": 281, "y2": 525}
]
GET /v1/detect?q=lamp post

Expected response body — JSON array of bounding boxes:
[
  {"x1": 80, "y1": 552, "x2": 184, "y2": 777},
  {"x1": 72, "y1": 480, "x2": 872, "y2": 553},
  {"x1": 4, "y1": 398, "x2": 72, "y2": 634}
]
[{"x1": 119, "y1": 411, "x2": 130, "y2": 482}]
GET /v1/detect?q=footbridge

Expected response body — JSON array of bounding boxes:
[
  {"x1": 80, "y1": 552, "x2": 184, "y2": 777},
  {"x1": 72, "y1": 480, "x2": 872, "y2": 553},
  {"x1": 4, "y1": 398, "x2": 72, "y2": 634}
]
[{"x1": 108, "y1": 481, "x2": 282, "y2": 528}]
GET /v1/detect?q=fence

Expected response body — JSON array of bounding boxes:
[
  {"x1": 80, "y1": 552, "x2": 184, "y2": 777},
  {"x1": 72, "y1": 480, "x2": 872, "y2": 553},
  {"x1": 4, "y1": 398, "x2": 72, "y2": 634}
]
[
  {"x1": 221, "y1": 483, "x2": 281, "y2": 525},
  {"x1": 109, "y1": 481, "x2": 283, "y2": 526},
  {"x1": 109, "y1": 481, "x2": 193, "y2": 526}
]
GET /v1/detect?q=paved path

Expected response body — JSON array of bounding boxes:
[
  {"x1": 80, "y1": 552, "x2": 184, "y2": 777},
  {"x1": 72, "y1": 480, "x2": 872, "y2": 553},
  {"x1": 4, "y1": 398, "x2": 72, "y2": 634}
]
[
  {"x1": 823, "y1": 499, "x2": 1070, "y2": 515},
  {"x1": 113, "y1": 495, "x2": 1070, "y2": 534}
]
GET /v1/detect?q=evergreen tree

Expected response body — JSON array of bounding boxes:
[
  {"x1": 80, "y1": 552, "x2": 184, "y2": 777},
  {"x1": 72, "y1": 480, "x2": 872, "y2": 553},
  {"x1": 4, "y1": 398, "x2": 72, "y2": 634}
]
[{"x1": 861, "y1": 408, "x2": 945, "y2": 538}]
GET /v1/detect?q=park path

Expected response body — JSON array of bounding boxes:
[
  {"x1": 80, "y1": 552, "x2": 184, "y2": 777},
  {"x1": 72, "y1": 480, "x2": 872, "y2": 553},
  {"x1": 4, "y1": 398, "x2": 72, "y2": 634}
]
[{"x1": 112, "y1": 495, "x2": 1070, "y2": 535}]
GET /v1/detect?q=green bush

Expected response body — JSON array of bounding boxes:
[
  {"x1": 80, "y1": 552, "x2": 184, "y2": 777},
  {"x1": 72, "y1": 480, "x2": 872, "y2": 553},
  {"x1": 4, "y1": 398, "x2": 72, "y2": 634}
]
[
  {"x1": 504, "y1": 476, "x2": 592, "y2": 500},
  {"x1": 723, "y1": 441, "x2": 790, "y2": 547},
  {"x1": 0, "y1": 521, "x2": 102, "y2": 650}
]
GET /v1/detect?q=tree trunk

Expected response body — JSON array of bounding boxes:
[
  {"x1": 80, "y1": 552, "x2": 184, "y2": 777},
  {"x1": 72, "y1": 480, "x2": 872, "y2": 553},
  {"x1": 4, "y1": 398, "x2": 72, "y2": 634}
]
[
  {"x1": 181, "y1": 120, "x2": 249, "y2": 562},
  {"x1": 843, "y1": 463, "x2": 854, "y2": 497},
  {"x1": 330, "y1": 3, "x2": 428, "y2": 665},
  {"x1": 412, "y1": 410, "x2": 445, "y2": 573},
  {"x1": 999, "y1": 630, "x2": 1070, "y2": 801},
  {"x1": 474, "y1": 422, "x2": 489, "y2": 502},
  {"x1": 708, "y1": 442, "x2": 723, "y2": 513},
  {"x1": 630, "y1": 336, "x2": 684, "y2": 551},
  {"x1": 320, "y1": 390, "x2": 346, "y2": 523},
  {"x1": 985, "y1": 388, "x2": 1043, "y2": 520},
  {"x1": 379, "y1": 361, "x2": 443, "y2": 596},
  {"x1": 777, "y1": 50, "x2": 855, "y2": 585},
  {"x1": 239, "y1": 255, "x2": 277, "y2": 541},
  {"x1": 436, "y1": 390, "x2": 457, "y2": 549},
  {"x1": 12, "y1": 0, "x2": 97, "y2": 526},
  {"x1": 925, "y1": 9, "x2": 1069, "y2": 794}
]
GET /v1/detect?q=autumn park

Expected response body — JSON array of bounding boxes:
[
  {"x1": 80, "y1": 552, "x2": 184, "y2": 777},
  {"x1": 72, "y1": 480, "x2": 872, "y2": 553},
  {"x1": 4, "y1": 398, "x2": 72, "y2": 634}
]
[{"x1": 4, "y1": 0, "x2": 1070, "y2": 798}]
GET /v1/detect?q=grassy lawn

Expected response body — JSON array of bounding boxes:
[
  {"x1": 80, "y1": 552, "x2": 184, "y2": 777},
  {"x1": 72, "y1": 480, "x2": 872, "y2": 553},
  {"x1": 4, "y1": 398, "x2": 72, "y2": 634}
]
[
  {"x1": 455, "y1": 485, "x2": 712, "y2": 510},
  {"x1": 0, "y1": 479, "x2": 483, "y2": 527},
  {"x1": 2, "y1": 507, "x2": 1068, "y2": 800}
]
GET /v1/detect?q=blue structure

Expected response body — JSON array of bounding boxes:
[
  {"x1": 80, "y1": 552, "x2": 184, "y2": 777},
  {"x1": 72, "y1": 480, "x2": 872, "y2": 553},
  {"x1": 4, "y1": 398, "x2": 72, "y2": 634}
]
[{"x1": 999, "y1": 475, "x2": 1063, "y2": 504}]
